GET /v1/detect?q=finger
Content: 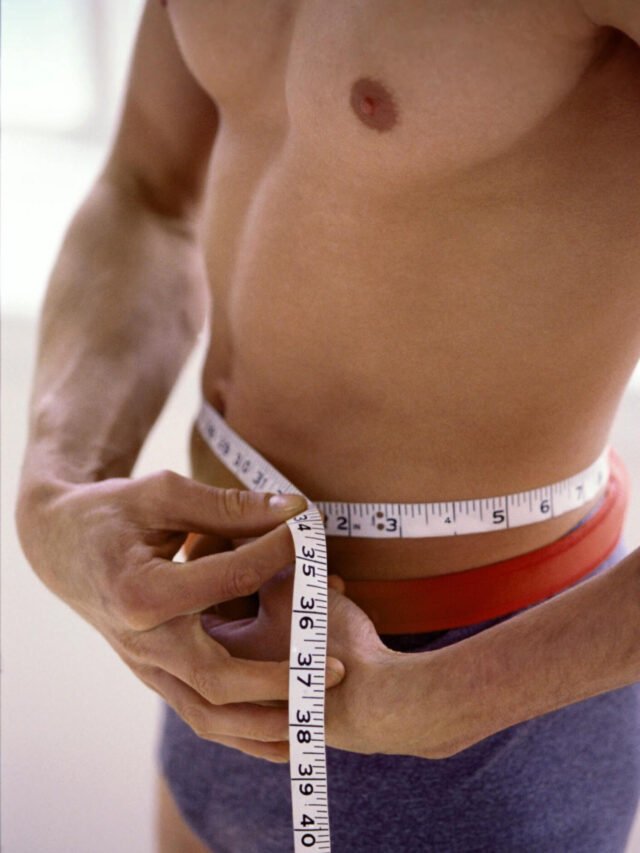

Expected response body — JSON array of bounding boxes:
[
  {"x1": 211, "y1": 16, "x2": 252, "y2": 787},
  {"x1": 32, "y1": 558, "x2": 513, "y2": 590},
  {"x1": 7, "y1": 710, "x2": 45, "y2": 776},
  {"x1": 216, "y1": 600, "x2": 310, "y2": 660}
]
[
  {"x1": 182, "y1": 532, "x2": 230, "y2": 561},
  {"x1": 200, "y1": 613, "x2": 255, "y2": 639},
  {"x1": 140, "y1": 666, "x2": 290, "y2": 743},
  {"x1": 201, "y1": 616, "x2": 280, "y2": 660},
  {"x1": 325, "y1": 587, "x2": 389, "y2": 658},
  {"x1": 327, "y1": 574, "x2": 346, "y2": 594},
  {"x1": 208, "y1": 734, "x2": 289, "y2": 763},
  {"x1": 154, "y1": 618, "x2": 292, "y2": 704},
  {"x1": 200, "y1": 615, "x2": 345, "y2": 687},
  {"x1": 116, "y1": 525, "x2": 296, "y2": 628},
  {"x1": 326, "y1": 657, "x2": 346, "y2": 686},
  {"x1": 176, "y1": 524, "x2": 295, "y2": 612},
  {"x1": 131, "y1": 469, "x2": 307, "y2": 536}
]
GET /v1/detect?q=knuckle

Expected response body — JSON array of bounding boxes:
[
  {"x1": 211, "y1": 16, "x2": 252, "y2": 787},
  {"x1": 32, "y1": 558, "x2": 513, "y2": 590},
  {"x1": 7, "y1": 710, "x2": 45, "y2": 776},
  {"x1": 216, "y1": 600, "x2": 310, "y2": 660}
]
[
  {"x1": 219, "y1": 487, "x2": 252, "y2": 522},
  {"x1": 118, "y1": 628, "x2": 151, "y2": 662},
  {"x1": 190, "y1": 665, "x2": 225, "y2": 705},
  {"x1": 224, "y1": 560, "x2": 262, "y2": 600},
  {"x1": 185, "y1": 704, "x2": 210, "y2": 740},
  {"x1": 113, "y1": 575, "x2": 159, "y2": 632},
  {"x1": 173, "y1": 695, "x2": 210, "y2": 739},
  {"x1": 136, "y1": 469, "x2": 181, "y2": 506},
  {"x1": 127, "y1": 469, "x2": 182, "y2": 523},
  {"x1": 154, "y1": 468, "x2": 181, "y2": 496}
]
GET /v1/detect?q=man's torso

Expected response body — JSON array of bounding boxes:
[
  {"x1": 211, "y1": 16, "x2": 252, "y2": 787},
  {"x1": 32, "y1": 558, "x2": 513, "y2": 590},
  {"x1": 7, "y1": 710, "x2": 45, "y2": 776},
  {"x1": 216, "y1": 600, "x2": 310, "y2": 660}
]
[{"x1": 166, "y1": 0, "x2": 640, "y2": 578}]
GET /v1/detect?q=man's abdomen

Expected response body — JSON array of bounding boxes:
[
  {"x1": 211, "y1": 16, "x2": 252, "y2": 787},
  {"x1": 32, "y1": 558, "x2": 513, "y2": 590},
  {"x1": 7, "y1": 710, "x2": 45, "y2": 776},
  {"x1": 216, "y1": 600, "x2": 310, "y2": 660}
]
[{"x1": 194, "y1": 36, "x2": 640, "y2": 582}]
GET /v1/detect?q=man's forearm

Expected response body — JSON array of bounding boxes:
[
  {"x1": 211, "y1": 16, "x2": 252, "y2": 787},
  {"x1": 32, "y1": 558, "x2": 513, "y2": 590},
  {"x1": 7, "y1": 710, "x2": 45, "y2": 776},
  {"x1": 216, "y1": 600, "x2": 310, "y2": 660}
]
[
  {"x1": 20, "y1": 172, "x2": 207, "y2": 494},
  {"x1": 416, "y1": 546, "x2": 640, "y2": 754}
]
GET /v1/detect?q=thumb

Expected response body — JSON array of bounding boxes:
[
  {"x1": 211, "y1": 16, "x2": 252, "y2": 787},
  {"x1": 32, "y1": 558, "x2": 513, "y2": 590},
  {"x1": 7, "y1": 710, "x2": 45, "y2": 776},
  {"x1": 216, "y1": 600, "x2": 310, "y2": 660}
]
[
  {"x1": 327, "y1": 585, "x2": 384, "y2": 652},
  {"x1": 136, "y1": 469, "x2": 307, "y2": 537},
  {"x1": 203, "y1": 615, "x2": 346, "y2": 686}
]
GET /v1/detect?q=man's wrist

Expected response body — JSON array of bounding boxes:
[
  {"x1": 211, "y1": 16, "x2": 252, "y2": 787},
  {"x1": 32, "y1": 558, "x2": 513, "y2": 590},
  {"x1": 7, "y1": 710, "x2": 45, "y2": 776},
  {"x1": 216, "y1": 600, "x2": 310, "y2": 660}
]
[
  {"x1": 378, "y1": 647, "x2": 469, "y2": 759},
  {"x1": 415, "y1": 549, "x2": 640, "y2": 755},
  {"x1": 375, "y1": 549, "x2": 640, "y2": 760}
]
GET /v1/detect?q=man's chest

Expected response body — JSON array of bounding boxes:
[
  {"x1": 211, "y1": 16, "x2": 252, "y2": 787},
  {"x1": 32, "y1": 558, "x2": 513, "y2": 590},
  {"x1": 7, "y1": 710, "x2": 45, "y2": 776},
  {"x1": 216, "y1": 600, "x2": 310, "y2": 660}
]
[{"x1": 165, "y1": 0, "x2": 615, "y2": 175}]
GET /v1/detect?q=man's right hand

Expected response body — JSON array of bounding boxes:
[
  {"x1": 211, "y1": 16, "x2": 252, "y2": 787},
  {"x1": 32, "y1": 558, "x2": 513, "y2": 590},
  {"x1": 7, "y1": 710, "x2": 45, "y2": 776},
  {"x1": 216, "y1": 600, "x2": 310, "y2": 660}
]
[{"x1": 15, "y1": 471, "x2": 339, "y2": 762}]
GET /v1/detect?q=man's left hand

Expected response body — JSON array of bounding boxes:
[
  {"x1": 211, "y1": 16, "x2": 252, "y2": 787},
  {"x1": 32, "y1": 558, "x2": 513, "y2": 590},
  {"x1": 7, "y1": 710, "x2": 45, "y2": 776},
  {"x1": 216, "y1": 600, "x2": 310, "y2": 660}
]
[{"x1": 202, "y1": 567, "x2": 469, "y2": 761}]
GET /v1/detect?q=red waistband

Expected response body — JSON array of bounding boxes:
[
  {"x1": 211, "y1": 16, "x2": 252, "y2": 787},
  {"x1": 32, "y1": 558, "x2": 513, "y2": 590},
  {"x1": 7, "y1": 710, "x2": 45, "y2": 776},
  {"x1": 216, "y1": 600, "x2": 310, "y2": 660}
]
[{"x1": 344, "y1": 448, "x2": 629, "y2": 634}]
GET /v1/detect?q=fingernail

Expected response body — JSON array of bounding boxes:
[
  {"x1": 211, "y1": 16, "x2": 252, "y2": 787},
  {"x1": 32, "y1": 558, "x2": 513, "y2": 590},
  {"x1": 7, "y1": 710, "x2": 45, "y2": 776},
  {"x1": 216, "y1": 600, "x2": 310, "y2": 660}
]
[
  {"x1": 268, "y1": 494, "x2": 307, "y2": 514},
  {"x1": 325, "y1": 659, "x2": 345, "y2": 687}
]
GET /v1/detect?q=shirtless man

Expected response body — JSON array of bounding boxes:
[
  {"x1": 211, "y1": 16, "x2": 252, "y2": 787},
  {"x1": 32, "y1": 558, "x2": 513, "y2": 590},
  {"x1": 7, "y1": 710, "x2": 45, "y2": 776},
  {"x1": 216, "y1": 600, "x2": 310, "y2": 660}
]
[{"x1": 15, "y1": 0, "x2": 640, "y2": 850}]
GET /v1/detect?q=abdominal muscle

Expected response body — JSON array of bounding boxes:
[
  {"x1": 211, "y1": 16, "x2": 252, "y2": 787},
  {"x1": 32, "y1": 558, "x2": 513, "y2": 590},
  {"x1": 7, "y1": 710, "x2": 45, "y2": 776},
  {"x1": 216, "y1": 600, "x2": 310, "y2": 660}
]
[
  {"x1": 187, "y1": 117, "x2": 637, "y2": 581},
  {"x1": 187, "y1": 126, "x2": 634, "y2": 581},
  {"x1": 183, "y1": 28, "x2": 639, "y2": 584}
]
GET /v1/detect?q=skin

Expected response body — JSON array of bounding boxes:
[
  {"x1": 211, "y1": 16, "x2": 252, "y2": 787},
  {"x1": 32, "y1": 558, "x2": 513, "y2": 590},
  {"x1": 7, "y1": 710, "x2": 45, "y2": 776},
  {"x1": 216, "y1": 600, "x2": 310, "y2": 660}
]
[
  {"x1": 14, "y1": 1, "x2": 640, "y2": 850},
  {"x1": 187, "y1": 0, "x2": 640, "y2": 580}
]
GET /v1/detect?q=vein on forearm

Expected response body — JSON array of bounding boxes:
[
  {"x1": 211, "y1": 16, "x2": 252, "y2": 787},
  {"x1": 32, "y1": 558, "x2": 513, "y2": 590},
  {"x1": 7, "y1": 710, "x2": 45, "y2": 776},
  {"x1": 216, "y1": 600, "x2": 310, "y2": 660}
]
[
  {"x1": 451, "y1": 546, "x2": 640, "y2": 746},
  {"x1": 25, "y1": 175, "x2": 208, "y2": 485}
]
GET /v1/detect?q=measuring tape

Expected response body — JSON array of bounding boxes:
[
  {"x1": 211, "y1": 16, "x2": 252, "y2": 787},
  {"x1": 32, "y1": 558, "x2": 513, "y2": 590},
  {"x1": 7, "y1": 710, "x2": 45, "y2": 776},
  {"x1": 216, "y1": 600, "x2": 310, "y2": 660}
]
[{"x1": 197, "y1": 399, "x2": 610, "y2": 851}]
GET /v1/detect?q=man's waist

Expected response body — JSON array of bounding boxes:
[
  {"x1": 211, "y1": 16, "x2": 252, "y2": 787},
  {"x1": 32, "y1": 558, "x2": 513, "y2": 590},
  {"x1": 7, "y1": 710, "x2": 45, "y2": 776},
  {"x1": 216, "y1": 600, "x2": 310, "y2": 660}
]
[
  {"x1": 190, "y1": 405, "x2": 622, "y2": 582},
  {"x1": 344, "y1": 461, "x2": 627, "y2": 633},
  {"x1": 187, "y1": 402, "x2": 629, "y2": 632}
]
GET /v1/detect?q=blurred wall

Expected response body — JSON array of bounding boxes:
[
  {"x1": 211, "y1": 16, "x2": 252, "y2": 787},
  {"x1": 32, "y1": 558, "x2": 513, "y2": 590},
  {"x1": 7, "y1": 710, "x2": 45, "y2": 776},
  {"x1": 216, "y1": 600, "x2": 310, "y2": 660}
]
[
  {"x1": 1, "y1": 4, "x2": 173, "y2": 853},
  {"x1": 1, "y1": 0, "x2": 144, "y2": 318}
]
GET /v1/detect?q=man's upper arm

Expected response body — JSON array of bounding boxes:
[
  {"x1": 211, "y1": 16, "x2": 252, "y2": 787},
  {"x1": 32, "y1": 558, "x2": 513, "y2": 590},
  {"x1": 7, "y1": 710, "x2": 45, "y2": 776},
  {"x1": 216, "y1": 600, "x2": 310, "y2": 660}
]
[
  {"x1": 102, "y1": 0, "x2": 218, "y2": 219},
  {"x1": 580, "y1": 0, "x2": 640, "y2": 45}
]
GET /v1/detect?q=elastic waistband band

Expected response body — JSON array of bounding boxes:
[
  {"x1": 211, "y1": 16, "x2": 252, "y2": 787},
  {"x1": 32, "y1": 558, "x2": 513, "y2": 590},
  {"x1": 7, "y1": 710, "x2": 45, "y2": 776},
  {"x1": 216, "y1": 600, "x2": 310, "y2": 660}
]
[{"x1": 344, "y1": 448, "x2": 629, "y2": 634}]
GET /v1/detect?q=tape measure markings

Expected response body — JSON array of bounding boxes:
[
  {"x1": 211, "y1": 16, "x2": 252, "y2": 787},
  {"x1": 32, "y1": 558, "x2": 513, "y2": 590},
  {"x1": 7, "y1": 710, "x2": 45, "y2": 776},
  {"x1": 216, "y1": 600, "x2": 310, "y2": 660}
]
[{"x1": 197, "y1": 399, "x2": 611, "y2": 852}]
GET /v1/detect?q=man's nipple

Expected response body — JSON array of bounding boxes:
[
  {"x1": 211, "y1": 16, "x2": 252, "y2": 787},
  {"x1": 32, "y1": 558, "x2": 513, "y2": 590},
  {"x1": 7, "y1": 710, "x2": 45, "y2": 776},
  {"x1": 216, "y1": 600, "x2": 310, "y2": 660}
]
[{"x1": 350, "y1": 78, "x2": 398, "y2": 132}]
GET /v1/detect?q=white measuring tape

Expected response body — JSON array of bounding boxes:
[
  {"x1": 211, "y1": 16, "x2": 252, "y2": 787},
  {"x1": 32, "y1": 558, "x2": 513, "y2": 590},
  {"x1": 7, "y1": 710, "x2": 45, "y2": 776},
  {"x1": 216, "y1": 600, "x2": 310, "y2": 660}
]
[{"x1": 197, "y1": 399, "x2": 610, "y2": 851}]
